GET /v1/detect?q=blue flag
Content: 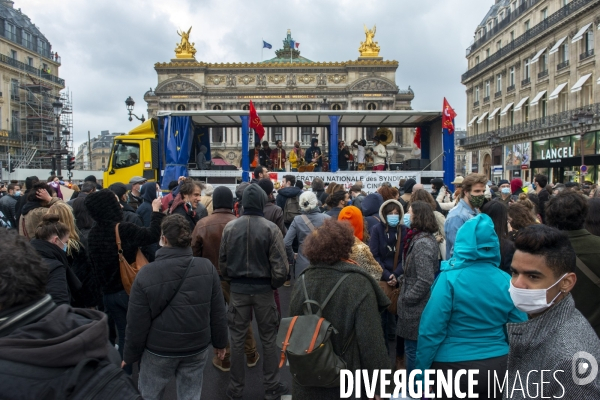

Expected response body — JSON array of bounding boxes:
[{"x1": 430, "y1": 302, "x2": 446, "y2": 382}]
[
  {"x1": 289, "y1": 40, "x2": 295, "y2": 49},
  {"x1": 262, "y1": 40, "x2": 272, "y2": 49}
]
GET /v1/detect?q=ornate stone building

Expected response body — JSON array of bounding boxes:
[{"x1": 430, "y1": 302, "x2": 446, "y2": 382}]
[
  {"x1": 462, "y1": 0, "x2": 600, "y2": 184},
  {"x1": 145, "y1": 29, "x2": 415, "y2": 167}
]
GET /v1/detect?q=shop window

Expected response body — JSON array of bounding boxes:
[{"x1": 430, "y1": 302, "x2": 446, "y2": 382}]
[
  {"x1": 573, "y1": 132, "x2": 596, "y2": 156},
  {"x1": 533, "y1": 140, "x2": 549, "y2": 160}
]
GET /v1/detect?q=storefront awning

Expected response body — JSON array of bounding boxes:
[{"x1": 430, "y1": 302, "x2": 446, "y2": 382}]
[
  {"x1": 530, "y1": 90, "x2": 547, "y2": 106},
  {"x1": 514, "y1": 97, "x2": 529, "y2": 111},
  {"x1": 572, "y1": 23, "x2": 592, "y2": 43},
  {"x1": 500, "y1": 102, "x2": 514, "y2": 116},
  {"x1": 549, "y1": 36, "x2": 567, "y2": 54},
  {"x1": 488, "y1": 107, "x2": 501, "y2": 120},
  {"x1": 530, "y1": 48, "x2": 547, "y2": 64},
  {"x1": 549, "y1": 82, "x2": 568, "y2": 100},
  {"x1": 468, "y1": 116, "x2": 478, "y2": 127},
  {"x1": 477, "y1": 112, "x2": 489, "y2": 124},
  {"x1": 571, "y1": 74, "x2": 592, "y2": 92}
]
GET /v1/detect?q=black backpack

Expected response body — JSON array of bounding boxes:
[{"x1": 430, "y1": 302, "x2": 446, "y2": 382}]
[{"x1": 284, "y1": 196, "x2": 302, "y2": 225}]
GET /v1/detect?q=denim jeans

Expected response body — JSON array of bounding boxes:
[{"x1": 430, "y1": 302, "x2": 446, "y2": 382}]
[
  {"x1": 404, "y1": 339, "x2": 418, "y2": 376},
  {"x1": 103, "y1": 290, "x2": 131, "y2": 374},
  {"x1": 138, "y1": 348, "x2": 209, "y2": 400}
]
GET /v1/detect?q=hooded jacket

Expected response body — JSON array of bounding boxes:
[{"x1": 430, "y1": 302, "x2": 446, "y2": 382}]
[
  {"x1": 0, "y1": 296, "x2": 124, "y2": 399},
  {"x1": 361, "y1": 193, "x2": 384, "y2": 231},
  {"x1": 219, "y1": 184, "x2": 288, "y2": 294},
  {"x1": 416, "y1": 214, "x2": 527, "y2": 371},
  {"x1": 85, "y1": 189, "x2": 165, "y2": 295},
  {"x1": 136, "y1": 181, "x2": 157, "y2": 228},
  {"x1": 196, "y1": 145, "x2": 210, "y2": 170},
  {"x1": 275, "y1": 186, "x2": 302, "y2": 210},
  {"x1": 369, "y1": 199, "x2": 407, "y2": 281},
  {"x1": 304, "y1": 138, "x2": 322, "y2": 167}
]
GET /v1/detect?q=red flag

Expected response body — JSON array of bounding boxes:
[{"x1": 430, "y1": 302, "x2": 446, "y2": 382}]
[
  {"x1": 413, "y1": 127, "x2": 421, "y2": 149},
  {"x1": 442, "y1": 97, "x2": 457, "y2": 134},
  {"x1": 249, "y1": 100, "x2": 265, "y2": 140}
]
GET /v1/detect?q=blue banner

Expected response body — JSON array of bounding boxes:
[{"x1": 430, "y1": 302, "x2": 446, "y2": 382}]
[
  {"x1": 161, "y1": 116, "x2": 193, "y2": 189},
  {"x1": 442, "y1": 120, "x2": 456, "y2": 192}
]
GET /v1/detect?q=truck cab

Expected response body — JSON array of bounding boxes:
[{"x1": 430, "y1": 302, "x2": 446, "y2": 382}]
[{"x1": 103, "y1": 119, "x2": 159, "y2": 188}]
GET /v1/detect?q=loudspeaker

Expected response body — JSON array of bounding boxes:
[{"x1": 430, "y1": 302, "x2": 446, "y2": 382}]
[
  {"x1": 389, "y1": 162, "x2": 404, "y2": 171},
  {"x1": 420, "y1": 159, "x2": 431, "y2": 171},
  {"x1": 406, "y1": 159, "x2": 420, "y2": 170}
]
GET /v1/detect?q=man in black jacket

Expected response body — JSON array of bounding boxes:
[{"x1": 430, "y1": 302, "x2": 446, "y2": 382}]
[
  {"x1": 534, "y1": 173, "x2": 550, "y2": 221},
  {"x1": 0, "y1": 230, "x2": 140, "y2": 399},
  {"x1": 109, "y1": 183, "x2": 143, "y2": 226},
  {"x1": 124, "y1": 214, "x2": 227, "y2": 399},
  {"x1": 219, "y1": 184, "x2": 289, "y2": 400}
]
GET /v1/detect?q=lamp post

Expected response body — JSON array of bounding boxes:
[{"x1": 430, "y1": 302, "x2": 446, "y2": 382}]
[
  {"x1": 570, "y1": 109, "x2": 594, "y2": 182},
  {"x1": 52, "y1": 99, "x2": 63, "y2": 176},
  {"x1": 125, "y1": 96, "x2": 146, "y2": 122}
]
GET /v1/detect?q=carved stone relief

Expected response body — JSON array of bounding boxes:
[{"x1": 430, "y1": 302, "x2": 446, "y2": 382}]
[
  {"x1": 159, "y1": 80, "x2": 201, "y2": 93},
  {"x1": 239, "y1": 75, "x2": 255, "y2": 85},
  {"x1": 208, "y1": 76, "x2": 226, "y2": 85},
  {"x1": 351, "y1": 78, "x2": 395, "y2": 91},
  {"x1": 256, "y1": 74, "x2": 267, "y2": 86},
  {"x1": 298, "y1": 74, "x2": 315, "y2": 84},
  {"x1": 286, "y1": 73, "x2": 296, "y2": 87},
  {"x1": 328, "y1": 74, "x2": 347, "y2": 84},
  {"x1": 268, "y1": 75, "x2": 285, "y2": 84},
  {"x1": 316, "y1": 73, "x2": 327, "y2": 85},
  {"x1": 226, "y1": 74, "x2": 237, "y2": 87}
]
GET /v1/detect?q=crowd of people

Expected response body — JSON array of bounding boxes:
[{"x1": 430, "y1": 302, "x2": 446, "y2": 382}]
[{"x1": 0, "y1": 170, "x2": 599, "y2": 399}]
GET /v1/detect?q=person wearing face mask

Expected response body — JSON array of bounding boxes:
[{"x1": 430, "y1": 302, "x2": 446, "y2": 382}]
[
  {"x1": 0, "y1": 183, "x2": 20, "y2": 227},
  {"x1": 497, "y1": 179, "x2": 512, "y2": 205},
  {"x1": 444, "y1": 173, "x2": 487, "y2": 259},
  {"x1": 30, "y1": 214, "x2": 82, "y2": 306},
  {"x1": 506, "y1": 225, "x2": 600, "y2": 398},
  {"x1": 415, "y1": 214, "x2": 526, "y2": 398},
  {"x1": 369, "y1": 199, "x2": 407, "y2": 366}
]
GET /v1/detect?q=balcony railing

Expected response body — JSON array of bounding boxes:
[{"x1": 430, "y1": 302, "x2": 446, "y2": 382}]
[
  {"x1": 495, "y1": 91, "x2": 502, "y2": 99},
  {"x1": 483, "y1": 96, "x2": 490, "y2": 103},
  {"x1": 473, "y1": 101, "x2": 480, "y2": 107},
  {"x1": 463, "y1": 102, "x2": 600, "y2": 148},
  {"x1": 0, "y1": 54, "x2": 64, "y2": 86},
  {"x1": 521, "y1": 77, "x2": 531, "y2": 86},
  {"x1": 462, "y1": 0, "x2": 594, "y2": 82},
  {"x1": 557, "y1": 60, "x2": 570, "y2": 71},
  {"x1": 507, "y1": 84, "x2": 516, "y2": 93},
  {"x1": 580, "y1": 49, "x2": 594, "y2": 61},
  {"x1": 538, "y1": 70, "x2": 549, "y2": 79}
]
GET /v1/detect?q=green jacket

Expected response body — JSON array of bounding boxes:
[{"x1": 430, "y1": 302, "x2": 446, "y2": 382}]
[{"x1": 566, "y1": 229, "x2": 600, "y2": 338}]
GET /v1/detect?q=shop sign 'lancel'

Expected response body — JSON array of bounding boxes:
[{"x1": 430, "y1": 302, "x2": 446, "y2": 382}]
[{"x1": 540, "y1": 147, "x2": 575, "y2": 161}]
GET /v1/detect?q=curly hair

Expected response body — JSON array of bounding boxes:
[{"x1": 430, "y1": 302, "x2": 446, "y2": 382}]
[
  {"x1": 409, "y1": 201, "x2": 439, "y2": 234},
  {"x1": 179, "y1": 178, "x2": 201, "y2": 198},
  {"x1": 585, "y1": 198, "x2": 600, "y2": 236},
  {"x1": 508, "y1": 203, "x2": 537, "y2": 231},
  {"x1": 409, "y1": 189, "x2": 437, "y2": 211},
  {"x1": 303, "y1": 219, "x2": 354, "y2": 265},
  {"x1": 545, "y1": 191, "x2": 587, "y2": 231},
  {"x1": 0, "y1": 230, "x2": 47, "y2": 310},
  {"x1": 461, "y1": 173, "x2": 488, "y2": 198},
  {"x1": 378, "y1": 185, "x2": 399, "y2": 202},
  {"x1": 326, "y1": 190, "x2": 347, "y2": 208},
  {"x1": 161, "y1": 214, "x2": 192, "y2": 248}
]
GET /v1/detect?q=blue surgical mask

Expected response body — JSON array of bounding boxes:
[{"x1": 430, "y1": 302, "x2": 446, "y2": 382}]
[
  {"x1": 156, "y1": 191, "x2": 163, "y2": 198},
  {"x1": 532, "y1": 183, "x2": 537, "y2": 190},
  {"x1": 63, "y1": 244, "x2": 68, "y2": 252},
  {"x1": 13, "y1": 190, "x2": 21, "y2": 197},
  {"x1": 403, "y1": 213, "x2": 411, "y2": 228},
  {"x1": 501, "y1": 187, "x2": 511, "y2": 195},
  {"x1": 387, "y1": 214, "x2": 400, "y2": 227}
]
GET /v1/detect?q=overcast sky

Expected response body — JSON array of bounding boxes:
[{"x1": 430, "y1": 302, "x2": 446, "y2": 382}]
[{"x1": 18, "y1": 0, "x2": 492, "y2": 149}]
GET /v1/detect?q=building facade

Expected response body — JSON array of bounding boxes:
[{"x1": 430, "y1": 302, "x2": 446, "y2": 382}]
[
  {"x1": 144, "y1": 29, "x2": 416, "y2": 168},
  {"x1": 74, "y1": 130, "x2": 121, "y2": 171},
  {"x1": 462, "y1": 0, "x2": 600, "y2": 185},
  {"x1": 0, "y1": 0, "x2": 68, "y2": 172}
]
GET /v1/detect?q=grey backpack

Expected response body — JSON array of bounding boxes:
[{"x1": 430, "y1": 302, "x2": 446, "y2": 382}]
[{"x1": 277, "y1": 273, "x2": 352, "y2": 388}]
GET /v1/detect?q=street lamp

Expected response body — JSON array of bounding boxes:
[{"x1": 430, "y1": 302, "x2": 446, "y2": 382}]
[
  {"x1": 52, "y1": 99, "x2": 63, "y2": 175},
  {"x1": 125, "y1": 96, "x2": 146, "y2": 122},
  {"x1": 571, "y1": 108, "x2": 594, "y2": 182}
]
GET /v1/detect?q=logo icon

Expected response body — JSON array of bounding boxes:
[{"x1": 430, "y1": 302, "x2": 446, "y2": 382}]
[{"x1": 572, "y1": 351, "x2": 598, "y2": 385}]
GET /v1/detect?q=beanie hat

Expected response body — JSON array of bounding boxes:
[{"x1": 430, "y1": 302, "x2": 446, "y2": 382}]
[
  {"x1": 299, "y1": 191, "x2": 318, "y2": 212},
  {"x1": 510, "y1": 178, "x2": 523, "y2": 193},
  {"x1": 338, "y1": 205, "x2": 363, "y2": 241},
  {"x1": 108, "y1": 183, "x2": 128, "y2": 200},
  {"x1": 203, "y1": 183, "x2": 214, "y2": 196},
  {"x1": 213, "y1": 186, "x2": 233, "y2": 210},
  {"x1": 235, "y1": 182, "x2": 250, "y2": 201},
  {"x1": 257, "y1": 179, "x2": 274, "y2": 196},
  {"x1": 403, "y1": 178, "x2": 417, "y2": 194},
  {"x1": 242, "y1": 184, "x2": 267, "y2": 211},
  {"x1": 84, "y1": 189, "x2": 123, "y2": 224},
  {"x1": 431, "y1": 178, "x2": 444, "y2": 190},
  {"x1": 498, "y1": 179, "x2": 509, "y2": 187}
]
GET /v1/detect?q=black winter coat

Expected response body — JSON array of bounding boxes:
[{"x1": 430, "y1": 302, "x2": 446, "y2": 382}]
[
  {"x1": 87, "y1": 212, "x2": 165, "y2": 295},
  {"x1": 68, "y1": 243, "x2": 101, "y2": 308},
  {"x1": 123, "y1": 246, "x2": 228, "y2": 364},
  {"x1": 171, "y1": 202, "x2": 208, "y2": 232}
]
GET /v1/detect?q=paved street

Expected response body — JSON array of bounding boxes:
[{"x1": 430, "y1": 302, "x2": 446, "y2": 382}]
[{"x1": 130, "y1": 281, "x2": 397, "y2": 399}]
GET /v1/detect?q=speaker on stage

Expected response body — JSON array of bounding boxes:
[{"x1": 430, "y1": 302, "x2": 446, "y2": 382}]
[
  {"x1": 406, "y1": 159, "x2": 420, "y2": 170},
  {"x1": 420, "y1": 159, "x2": 431, "y2": 171}
]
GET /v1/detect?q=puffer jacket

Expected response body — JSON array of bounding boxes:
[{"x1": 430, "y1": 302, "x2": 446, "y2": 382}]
[
  {"x1": 219, "y1": 184, "x2": 288, "y2": 294},
  {"x1": 124, "y1": 246, "x2": 227, "y2": 364},
  {"x1": 191, "y1": 208, "x2": 237, "y2": 270}
]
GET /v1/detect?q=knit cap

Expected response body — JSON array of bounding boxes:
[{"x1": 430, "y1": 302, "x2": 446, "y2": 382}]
[
  {"x1": 338, "y1": 205, "x2": 363, "y2": 241},
  {"x1": 213, "y1": 186, "x2": 233, "y2": 210}
]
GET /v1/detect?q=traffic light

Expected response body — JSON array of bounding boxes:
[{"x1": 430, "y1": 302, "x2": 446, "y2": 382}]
[
  {"x1": 9, "y1": 162, "x2": 15, "y2": 173},
  {"x1": 67, "y1": 154, "x2": 75, "y2": 171}
]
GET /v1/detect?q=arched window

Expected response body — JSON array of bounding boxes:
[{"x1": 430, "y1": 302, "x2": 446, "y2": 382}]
[
  {"x1": 272, "y1": 104, "x2": 282, "y2": 110},
  {"x1": 177, "y1": 104, "x2": 186, "y2": 111},
  {"x1": 332, "y1": 104, "x2": 342, "y2": 110},
  {"x1": 301, "y1": 104, "x2": 312, "y2": 110},
  {"x1": 367, "y1": 103, "x2": 377, "y2": 110},
  {"x1": 242, "y1": 104, "x2": 250, "y2": 110},
  {"x1": 212, "y1": 105, "x2": 222, "y2": 111}
]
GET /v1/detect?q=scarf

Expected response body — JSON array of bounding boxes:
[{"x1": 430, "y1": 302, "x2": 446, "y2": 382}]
[{"x1": 403, "y1": 228, "x2": 421, "y2": 258}]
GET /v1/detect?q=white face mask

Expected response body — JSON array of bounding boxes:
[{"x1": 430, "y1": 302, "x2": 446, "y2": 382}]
[{"x1": 509, "y1": 273, "x2": 567, "y2": 314}]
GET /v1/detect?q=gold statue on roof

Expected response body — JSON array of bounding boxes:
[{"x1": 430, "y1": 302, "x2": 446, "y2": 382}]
[
  {"x1": 359, "y1": 24, "x2": 381, "y2": 57},
  {"x1": 175, "y1": 27, "x2": 197, "y2": 59}
]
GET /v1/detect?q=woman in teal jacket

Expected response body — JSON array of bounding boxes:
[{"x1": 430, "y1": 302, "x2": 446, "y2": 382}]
[{"x1": 416, "y1": 214, "x2": 526, "y2": 399}]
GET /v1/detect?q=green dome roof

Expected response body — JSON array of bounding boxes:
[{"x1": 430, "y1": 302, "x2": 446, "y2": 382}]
[{"x1": 261, "y1": 30, "x2": 313, "y2": 64}]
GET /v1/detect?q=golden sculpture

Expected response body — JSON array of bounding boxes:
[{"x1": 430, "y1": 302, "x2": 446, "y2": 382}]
[
  {"x1": 175, "y1": 27, "x2": 197, "y2": 59},
  {"x1": 358, "y1": 24, "x2": 381, "y2": 57}
]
